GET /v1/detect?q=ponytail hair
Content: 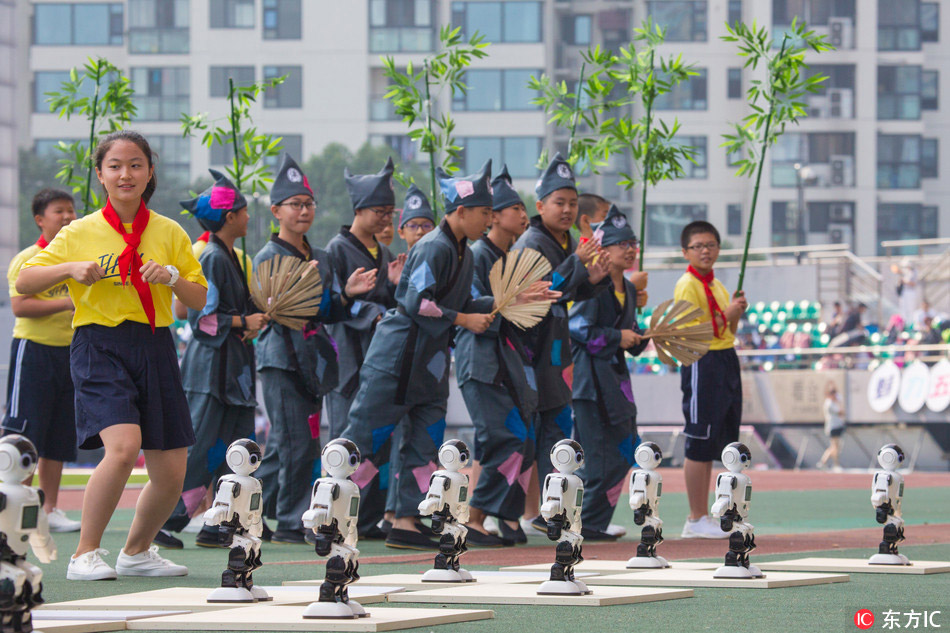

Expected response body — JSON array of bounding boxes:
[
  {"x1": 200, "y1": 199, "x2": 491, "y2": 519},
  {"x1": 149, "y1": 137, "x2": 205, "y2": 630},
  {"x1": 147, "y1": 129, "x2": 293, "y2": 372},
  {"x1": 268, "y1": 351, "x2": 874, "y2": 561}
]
[{"x1": 93, "y1": 130, "x2": 158, "y2": 204}]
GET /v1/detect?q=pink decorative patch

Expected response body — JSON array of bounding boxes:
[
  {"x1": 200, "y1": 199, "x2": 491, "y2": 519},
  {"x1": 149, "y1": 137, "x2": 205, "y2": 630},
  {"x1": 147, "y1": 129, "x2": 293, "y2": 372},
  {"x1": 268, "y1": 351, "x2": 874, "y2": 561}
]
[
  {"x1": 506, "y1": 338, "x2": 516, "y2": 352},
  {"x1": 620, "y1": 380, "x2": 635, "y2": 404},
  {"x1": 412, "y1": 461, "x2": 439, "y2": 494},
  {"x1": 350, "y1": 460, "x2": 379, "y2": 489},
  {"x1": 418, "y1": 299, "x2": 443, "y2": 317},
  {"x1": 606, "y1": 478, "x2": 627, "y2": 507},
  {"x1": 302, "y1": 323, "x2": 320, "y2": 340},
  {"x1": 455, "y1": 180, "x2": 475, "y2": 198},
  {"x1": 517, "y1": 466, "x2": 533, "y2": 494},
  {"x1": 209, "y1": 186, "x2": 236, "y2": 209},
  {"x1": 302, "y1": 174, "x2": 314, "y2": 195},
  {"x1": 198, "y1": 314, "x2": 219, "y2": 336},
  {"x1": 181, "y1": 486, "x2": 207, "y2": 516},
  {"x1": 591, "y1": 228, "x2": 604, "y2": 246},
  {"x1": 561, "y1": 365, "x2": 574, "y2": 390},
  {"x1": 308, "y1": 412, "x2": 321, "y2": 439},
  {"x1": 497, "y1": 451, "x2": 524, "y2": 486}
]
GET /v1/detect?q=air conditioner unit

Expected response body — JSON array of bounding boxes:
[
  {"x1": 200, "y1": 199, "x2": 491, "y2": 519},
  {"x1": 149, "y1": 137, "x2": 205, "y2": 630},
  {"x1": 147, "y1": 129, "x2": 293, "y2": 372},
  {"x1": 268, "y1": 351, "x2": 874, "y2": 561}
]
[
  {"x1": 829, "y1": 203, "x2": 852, "y2": 221},
  {"x1": 828, "y1": 88, "x2": 853, "y2": 118},
  {"x1": 828, "y1": 17, "x2": 854, "y2": 49},
  {"x1": 830, "y1": 155, "x2": 854, "y2": 187}
]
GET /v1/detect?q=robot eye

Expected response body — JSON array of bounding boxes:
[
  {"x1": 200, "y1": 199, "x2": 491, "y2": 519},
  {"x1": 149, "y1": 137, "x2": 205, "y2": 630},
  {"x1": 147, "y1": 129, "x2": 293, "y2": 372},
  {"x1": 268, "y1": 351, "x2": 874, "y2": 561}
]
[
  {"x1": 349, "y1": 453, "x2": 359, "y2": 466},
  {"x1": 575, "y1": 451, "x2": 583, "y2": 463},
  {"x1": 654, "y1": 452, "x2": 661, "y2": 462},
  {"x1": 20, "y1": 455, "x2": 33, "y2": 468},
  {"x1": 460, "y1": 452, "x2": 469, "y2": 462},
  {"x1": 249, "y1": 455, "x2": 258, "y2": 464},
  {"x1": 740, "y1": 454, "x2": 748, "y2": 462},
  {"x1": 897, "y1": 454, "x2": 904, "y2": 461}
]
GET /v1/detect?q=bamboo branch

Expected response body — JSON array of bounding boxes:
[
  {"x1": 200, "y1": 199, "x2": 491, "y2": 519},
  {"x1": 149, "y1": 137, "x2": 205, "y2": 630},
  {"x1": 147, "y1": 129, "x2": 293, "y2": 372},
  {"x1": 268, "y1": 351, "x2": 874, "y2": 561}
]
[
  {"x1": 83, "y1": 61, "x2": 103, "y2": 214},
  {"x1": 567, "y1": 62, "x2": 587, "y2": 159}
]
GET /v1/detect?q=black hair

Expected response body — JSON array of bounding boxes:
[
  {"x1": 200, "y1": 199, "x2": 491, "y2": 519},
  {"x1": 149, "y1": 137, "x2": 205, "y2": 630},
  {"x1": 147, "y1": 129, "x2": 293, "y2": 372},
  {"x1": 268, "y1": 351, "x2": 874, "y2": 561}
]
[
  {"x1": 680, "y1": 221, "x2": 721, "y2": 249},
  {"x1": 93, "y1": 130, "x2": 158, "y2": 204},
  {"x1": 31, "y1": 188, "x2": 74, "y2": 217},
  {"x1": 576, "y1": 193, "x2": 609, "y2": 228}
]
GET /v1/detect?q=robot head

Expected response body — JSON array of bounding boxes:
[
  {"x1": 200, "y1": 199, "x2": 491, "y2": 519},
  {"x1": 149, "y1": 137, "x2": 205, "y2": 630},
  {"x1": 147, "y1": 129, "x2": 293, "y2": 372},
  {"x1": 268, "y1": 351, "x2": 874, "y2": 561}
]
[
  {"x1": 438, "y1": 439, "x2": 470, "y2": 472},
  {"x1": 323, "y1": 438, "x2": 361, "y2": 479},
  {"x1": 721, "y1": 442, "x2": 752, "y2": 473},
  {"x1": 877, "y1": 444, "x2": 905, "y2": 471},
  {"x1": 550, "y1": 439, "x2": 584, "y2": 474},
  {"x1": 635, "y1": 442, "x2": 663, "y2": 471},
  {"x1": 0, "y1": 435, "x2": 39, "y2": 483},
  {"x1": 226, "y1": 439, "x2": 262, "y2": 476}
]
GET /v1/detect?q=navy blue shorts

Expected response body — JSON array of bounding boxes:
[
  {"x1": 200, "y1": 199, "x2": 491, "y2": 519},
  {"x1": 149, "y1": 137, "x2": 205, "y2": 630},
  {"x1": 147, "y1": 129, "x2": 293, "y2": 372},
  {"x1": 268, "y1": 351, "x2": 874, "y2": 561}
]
[
  {"x1": 2, "y1": 338, "x2": 77, "y2": 462},
  {"x1": 70, "y1": 322, "x2": 195, "y2": 451},
  {"x1": 681, "y1": 348, "x2": 742, "y2": 462}
]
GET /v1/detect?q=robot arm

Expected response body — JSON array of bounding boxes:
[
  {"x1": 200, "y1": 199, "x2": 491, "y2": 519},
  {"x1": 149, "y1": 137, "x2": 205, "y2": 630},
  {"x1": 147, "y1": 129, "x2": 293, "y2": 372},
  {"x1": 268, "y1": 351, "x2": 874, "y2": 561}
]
[
  {"x1": 871, "y1": 472, "x2": 894, "y2": 523},
  {"x1": 418, "y1": 474, "x2": 449, "y2": 518},
  {"x1": 629, "y1": 472, "x2": 650, "y2": 524},
  {"x1": 710, "y1": 474, "x2": 736, "y2": 523},
  {"x1": 203, "y1": 479, "x2": 237, "y2": 526},
  {"x1": 29, "y1": 505, "x2": 57, "y2": 564},
  {"x1": 540, "y1": 474, "x2": 567, "y2": 540},
  {"x1": 301, "y1": 481, "x2": 334, "y2": 530}
]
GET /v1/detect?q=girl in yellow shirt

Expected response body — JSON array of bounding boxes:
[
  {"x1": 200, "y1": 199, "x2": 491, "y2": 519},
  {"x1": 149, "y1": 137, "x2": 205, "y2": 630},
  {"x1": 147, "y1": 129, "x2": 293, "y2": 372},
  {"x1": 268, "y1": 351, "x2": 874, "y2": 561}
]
[{"x1": 17, "y1": 130, "x2": 208, "y2": 581}]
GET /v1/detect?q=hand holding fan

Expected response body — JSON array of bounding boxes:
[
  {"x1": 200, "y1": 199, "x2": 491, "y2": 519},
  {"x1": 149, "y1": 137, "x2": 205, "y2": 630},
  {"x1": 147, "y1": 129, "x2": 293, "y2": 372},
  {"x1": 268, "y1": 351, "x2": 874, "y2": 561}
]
[{"x1": 250, "y1": 255, "x2": 323, "y2": 331}]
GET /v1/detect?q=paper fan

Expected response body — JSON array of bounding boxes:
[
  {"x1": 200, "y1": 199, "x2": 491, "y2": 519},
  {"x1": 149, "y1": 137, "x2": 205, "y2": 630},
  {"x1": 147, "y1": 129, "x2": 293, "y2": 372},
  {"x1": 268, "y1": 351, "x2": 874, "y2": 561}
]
[
  {"x1": 250, "y1": 255, "x2": 323, "y2": 330},
  {"x1": 643, "y1": 299, "x2": 714, "y2": 367},
  {"x1": 488, "y1": 248, "x2": 554, "y2": 330}
]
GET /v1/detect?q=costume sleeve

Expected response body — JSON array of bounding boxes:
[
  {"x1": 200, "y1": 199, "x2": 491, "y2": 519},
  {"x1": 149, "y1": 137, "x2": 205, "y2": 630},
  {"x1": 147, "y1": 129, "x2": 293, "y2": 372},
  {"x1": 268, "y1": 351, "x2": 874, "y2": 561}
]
[
  {"x1": 568, "y1": 295, "x2": 622, "y2": 360},
  {"x1": 400, "y1": 241, "x2": 462, "y2": 336},
  {"x1": 189, "y1": 251, "x2": 232, "y2": 348},
  {"x1": 328, "y1": 243, "x2": 387, "y2": 332},
  {"x1": 23, "y1": 226, "x2": 71, "y2": 268},
  {"x1": 627, "y1": 289, "x2": 650, "y2": 356},
  {"x1": 172, "y1": 223, "x2": 207, "y2": 288},
  {"x1": 470, "y1": 248, "x2": 503, "y2": 336},
  {"x1": 315, "y1": 258, "x2": 349, "y2": 324}
]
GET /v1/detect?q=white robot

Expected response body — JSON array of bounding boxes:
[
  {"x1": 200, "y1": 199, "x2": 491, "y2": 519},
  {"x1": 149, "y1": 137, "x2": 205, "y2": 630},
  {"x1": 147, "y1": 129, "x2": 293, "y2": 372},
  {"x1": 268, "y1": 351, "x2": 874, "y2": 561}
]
[
  {"x1": 537, "y1": 439, "x2": 590, "y2": 596},
  {"x1": 417, "y1": 440, "x2": 474, "y2": 583},
  {"x1": 711, "y1": 442, "x2": 762, "y2": 579},
  {"x1": 870, "y1": 444, "x2": 910, "y2": 565},
  {"x1": 0, "y1": 435, "x2": 57, "y2": 633},
  {"x1": 203, "y1": 439, "x2": 270, "y2": 603},
  {"x1": 301, "y1": 439, "x2": 365, "y2": 619},
  {"x1": 626, "y1": 442, "x2": 669, "y2": 569}
]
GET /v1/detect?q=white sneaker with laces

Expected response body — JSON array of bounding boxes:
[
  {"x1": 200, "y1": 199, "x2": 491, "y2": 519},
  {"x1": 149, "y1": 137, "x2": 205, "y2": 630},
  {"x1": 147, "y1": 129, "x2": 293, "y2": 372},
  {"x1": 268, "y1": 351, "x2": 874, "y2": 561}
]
[
  {"x1": 67, "y1": 548, "x2": 117, "y2": 581},
  {"x1": 680, "y1": 515, "x2": 729, "y2": 539},
  {"x1": 606, "y1": 523, "x2": 627, "y2": 537},
  {"x1": 47, "y1": 508, "x2": 82, "y2": 533},
  {"x1": 116, "y1": 546, "x2": 188, "y2": 577}
]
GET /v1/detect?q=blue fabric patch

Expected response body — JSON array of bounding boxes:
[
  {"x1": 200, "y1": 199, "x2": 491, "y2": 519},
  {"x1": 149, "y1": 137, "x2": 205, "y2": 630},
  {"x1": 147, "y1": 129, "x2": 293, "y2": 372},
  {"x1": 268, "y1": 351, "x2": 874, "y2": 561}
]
[
  {"x1": 555, "y1": 406, "x2": 573, "y2": 438},
  {"x1": 319, "y1": 286, "x2": 332, "y2": 315},
  {"x1": 634, "y1": 433, "x2": 641, "y2": 450},
  {"x1": 310, "y1": 458, "x2": 322, "y2": 485},
  {"x1": 198, "y1": 279, "x2": 219, "y2": 318},
  {"x1": 568, "y1": 314, "x2": 589, "y2": 339},
  {"x1": 550, "y1": 271, "x2": 566, "y2": 291},
  {"x1": 194, "y1": 194, "x2": 224, "y2": 223},
  {"x1": 378, "y1": 461, "x2": 390, "y2": 491},
  {"x1": 426, "y1": 418, "x2": 446, "y2": 448},
  {"x1": 427, "y1": 350, "x2": 446, "y2": 379},
  {"x1": 551, "y1": 339, "x2": 562, "y2": 366},
  {"x1": 618, "y1": 434, "x2": 635, "y2": 467},
  {"x1": 471, "y1": 283, "x2": 481, "y2": 300},
  {"x1": 409, "y1": 260, "x2": 436, "y2": 292},
  {"x1": 439, "y1": 178, "x2": 460, "y2": 203},
  {"x1": 350, "y1": 300, "x2": 363, "y2": 317},
  {"x1": 237, "y1": 367, "x2": 253, "y2": 400},
  {"x1": 206, "y1": 438, "x2": 227, "y2": 473},
  {"x1": 504, "y1": 407, "x2": 528, "y2": 441},
  {"x1": 372, "y1": 424, "x2": 396, "y2": 453},
  {"x1": 523, "y1": 365, "x2": 537, "y2": 391},
  {"x1": 248, "y1": 431, "x2": 256, "y2": 443}
]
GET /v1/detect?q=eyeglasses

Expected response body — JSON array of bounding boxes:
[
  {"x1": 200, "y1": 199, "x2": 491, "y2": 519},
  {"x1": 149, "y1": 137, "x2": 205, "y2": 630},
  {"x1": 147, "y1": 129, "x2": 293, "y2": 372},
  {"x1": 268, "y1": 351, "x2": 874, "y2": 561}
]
[
  {"x1": 616, "y1": 240, "x2": 639, "y2": 250},
  {"x1": 280, "y1": 201, "x2": 316, "y2": 212},
  {"x1": 404, "y1": 221, "x2": 434, "y2": 232},
  {"x1": 366, "y1": 207, "x2": 395, "y2": 220},
  {"x1": 686, "y1": 242, "x2": 720, "y2": 252}
]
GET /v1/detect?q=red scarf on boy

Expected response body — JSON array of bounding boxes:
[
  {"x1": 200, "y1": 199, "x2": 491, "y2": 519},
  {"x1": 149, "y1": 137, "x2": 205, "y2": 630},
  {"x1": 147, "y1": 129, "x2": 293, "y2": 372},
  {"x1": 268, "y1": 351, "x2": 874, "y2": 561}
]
[
  {"x1": 35, "y1": 235, "x2": 49, "y2": 250},
  {"x1": 102, "y1": 198, "x2": 156, "y2": 331},
  {"x1": 687, "y1": 264, "x2": 727, "y2": 339}
]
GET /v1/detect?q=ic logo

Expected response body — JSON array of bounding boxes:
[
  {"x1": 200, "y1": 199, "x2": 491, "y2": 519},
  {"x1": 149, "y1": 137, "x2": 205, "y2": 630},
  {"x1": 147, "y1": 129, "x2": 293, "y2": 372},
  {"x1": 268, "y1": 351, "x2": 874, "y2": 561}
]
[{"x1": 855, "y1": 609, "x2": 874, "y2": 629}]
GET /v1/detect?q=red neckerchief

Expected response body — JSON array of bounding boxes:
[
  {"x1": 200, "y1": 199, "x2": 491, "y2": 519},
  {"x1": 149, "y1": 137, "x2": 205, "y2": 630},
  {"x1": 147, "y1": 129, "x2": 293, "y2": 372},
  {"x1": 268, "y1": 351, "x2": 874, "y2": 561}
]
[
  {"x1": 36, "y1": 235, "x2": 50, "y2": 250},
  {"x1": 102, "y1": 199, "x2": 156, "y2": 332},
  {"x1": 687, "y1": 265, "x2": 727, "y2": 339}
]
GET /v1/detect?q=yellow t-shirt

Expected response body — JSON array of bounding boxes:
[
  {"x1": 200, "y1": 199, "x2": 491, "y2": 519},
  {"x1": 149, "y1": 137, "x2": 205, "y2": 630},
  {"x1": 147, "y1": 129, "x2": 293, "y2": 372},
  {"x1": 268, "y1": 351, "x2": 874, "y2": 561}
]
[
  {"x1": 7, "y1": 244, "x2": 74, "y2": 347},
  {"x1": 614, "y1": 289, "x2": 626, "y2": 308},
  {"x1": 193, "y1": 239, "x2": 253, "y2": 286},
  {"x1": 24, "y1": 209, "x2": 207, "y2": 329},
  {"x1": 367, "y1": 244, "x2": 379, "y2": 259},
  {"x1": 674, "y1": 271, "x2": 735, "y2": 350}
]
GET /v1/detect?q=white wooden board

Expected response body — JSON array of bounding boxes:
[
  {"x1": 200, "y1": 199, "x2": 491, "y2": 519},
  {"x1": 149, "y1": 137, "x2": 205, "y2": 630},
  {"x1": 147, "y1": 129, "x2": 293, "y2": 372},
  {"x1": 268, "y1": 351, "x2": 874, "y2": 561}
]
[
  {"x1": 387, "y1": 583, "x2": 693, "y2": 606},
  {"x1": 125, "y1": 605, "x2": 494, "y2": 631},
  {"x1": 587, "y1": 569, "x2": 850, "y2": 589},
  {"x1": 285, "y1": 571, "x2": 596, "y2": 589},
  {"x1": 756, "y1": 557, "x2": 950, "y2": 575},
  {"x1": 500, "y1": 560, "x2": 718, "y2": 573},
  {"x1": 33, "y1": 620, "x2": 126, "y2": 633},
  {"x1": 34, "y1": 610, "x2": 187, "y2": 621}
]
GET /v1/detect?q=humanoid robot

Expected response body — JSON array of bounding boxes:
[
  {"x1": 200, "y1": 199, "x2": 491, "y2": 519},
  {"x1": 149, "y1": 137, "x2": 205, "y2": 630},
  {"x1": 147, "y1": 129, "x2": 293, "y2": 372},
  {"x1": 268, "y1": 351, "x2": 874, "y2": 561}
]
[
  {"x1": 537, "y1": 439, "x2": 590, "y2": 595},
  {"x1": 203, "y1": 439, "x2": 270, "y2": 603},
  {"x1": 869, "y1": 444, "x2": 910, "y2": 565},
  {"x1": 626, "y1": 442, "x2": 669, "y2": 569},
  {"x1": 711, "y1": 442, "x2": 763, "y2": 579},
  {"x1": 301, "y1": 439, "x2": 365, "y2": 619},
  {"x1": 0, "y1": 435, "x2": 57, "y2": 633},
  {"x1": 417, "y1": 440, "x2": 475, "y2": 582}
]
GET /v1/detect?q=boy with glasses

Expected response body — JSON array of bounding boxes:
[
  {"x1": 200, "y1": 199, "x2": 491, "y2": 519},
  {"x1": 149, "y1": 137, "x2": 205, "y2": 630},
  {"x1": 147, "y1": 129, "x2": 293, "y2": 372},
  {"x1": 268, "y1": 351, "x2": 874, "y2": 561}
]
[
  {"x1": 675, "y1": 221, "x2": 748, "y2": 539},
  {"x1": 397, "y1": 183, "x2": 436, "y2": 249}
]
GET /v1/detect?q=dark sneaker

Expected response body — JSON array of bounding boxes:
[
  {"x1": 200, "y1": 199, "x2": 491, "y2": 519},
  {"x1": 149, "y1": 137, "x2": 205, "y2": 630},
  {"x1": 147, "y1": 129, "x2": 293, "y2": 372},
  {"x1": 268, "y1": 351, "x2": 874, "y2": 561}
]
[
  {"x1": 272, "y1": 529, "x2": 308, "y2": 545},
  {"x1": 380, "y1": 520, "x2": 393, "y2": 535},
  {"x1": 196, "y1": 525, "x2": 231, "y2": 548},
  {"x1": 385, "y1": 528, "x2": 440, "y2": 551},
  {"x1": 497, "y1": 520, "x2": 528, "y2": 545},
  {"x1": 466, "y1": 527, "x2": 513, "y2": 547},
  {"x1": 359, "y1": 525, "x2": 388, "y2": 540},
  {"x1": 261, "y1": 521, "x2": 273, "y2": 542},
  {"x1": 152, "y1": 529, "x2": 183, "y2": 550},
  {"x1": 581, "y1": 527, "x2": 620, "y2": 542}
]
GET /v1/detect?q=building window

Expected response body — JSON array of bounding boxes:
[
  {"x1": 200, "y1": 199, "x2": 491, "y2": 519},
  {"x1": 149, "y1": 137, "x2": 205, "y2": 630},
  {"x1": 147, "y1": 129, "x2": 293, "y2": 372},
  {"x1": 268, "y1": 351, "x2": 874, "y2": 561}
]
[
  {"x1": 655, "y1": 68, "x2": 707, "y2": 110},
  {"x1": 804, "y1": 64, "x2": 855, "y2": 118},
  {"x1": 772, "y1": 132, "x2": 855, "y2": 187},
  {"x1": 451, "y1": 2, "x2": 542, "y2": 43},
  {"x1": 461, "y1": 137, "x2": 541, "y2": 179},
  {"x1": 727, "y1": 68, "x2": 742, "y2": 99},
  {"x1": 128, "y1": 0, "x2": 190, "y2": 54},
  {"x1": 921, "y1": 70, "x2": 938, "y2": 110},
  {"x1": 877, "y1": 204, "x2": 937, "y2": 253},
  {"x1": 877, "y1": 134, "x2": 921, "y2": 189},
  {"x1": 151, "y1": 135, "x2": 191, "y2": 185},
  {"x1": 263, "y1": 66, "x2": 302, "y2": 108},
  {"x1": 646, "y1": 1, "x2": 707, "y2": 42},
  {"x1": 210, "y1": 0, "x2": 255, "y2": 28},
  {"x1": 212, "y1": 133, "x2": 301, "y2": 169},
  {"x1": 676, "y1": 136, "x2": 707, "y2": 179},
  {"x1": 879, "y1": 0, "x2": 920, "y2": 50},
  {"x1": 33, "y1": 3, "x2": 123, "y2": 46},
  {"x1": 727, "y1": 0, "x2": 741, "y2": 26},
  {"x1": 33, "y1": 71, "x2": 92, "y2": 113},
  {"x1": 453, "y1": 69, "x2": 541, "y2": 112},
  {"x1": 878, "y1": 65, "x2": 921, "y2": 120},
  {"x1": 921, "y1": 138, "x2": 938, "y2": 178},
  {"x1": 921, "y1": 2, "x2": 939, "y2": 42},
  {"x1": 131, "y1": 67, "x2": 190, "y2": 121},
  {"x1": 209, "y1": 66, "x2": 255, "y2": 98},
  {"x1": 35, "y1": 139, "x2": 82, "y2": 156},
  {"x1": 263, "y1": 0, "x2": 301, "y2": 40},
  {"x1": 726, "y1": 146, "x2": 744, "y2": 168},
  {"x1": 370, "y1": 0, "x2": 435, "y2": 52},
  {"x1": 727, "y1": 204, "x2": 742, "y2": 235},
  {"x1": 772, "y1": 0, "x2": 855, "y2": 26},
  {"x1": 561, "y1": 14, "x2": 591, "y2": 45},
  {"x1": 646, "y1": 204, "x2": 708, "y2": 246},
  {"x1": 371, "y1": 134, "x2": 423, "y2": 164}
]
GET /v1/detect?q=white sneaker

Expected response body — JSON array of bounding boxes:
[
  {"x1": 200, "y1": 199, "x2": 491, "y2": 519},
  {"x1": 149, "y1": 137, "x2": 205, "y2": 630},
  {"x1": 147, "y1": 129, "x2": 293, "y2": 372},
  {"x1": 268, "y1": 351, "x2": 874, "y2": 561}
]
[
  {"x1": 482, "y1": 516, "x2": 501, "y2": 536},
  {"x1": 520, "y1": 516, "x2": 545, "y2": 535},
  {"x1": 182, "y1": 515, "x2": 205, "y2": 534},
  {"x1": 606, "y1": 524, "x2": 627, "y2": 537},
  {"x1": 680, "y1": 515, "x2": 729, "y2": 539},
  {"x1": 47, "y1": 508, "x2": 82, "y2": 533},
  {"x1": 67, "y1": 548, "x2": 117, "y2": 581},
  {"x1": 116, "y1": 546, "x2": 188, "y2": 577}
]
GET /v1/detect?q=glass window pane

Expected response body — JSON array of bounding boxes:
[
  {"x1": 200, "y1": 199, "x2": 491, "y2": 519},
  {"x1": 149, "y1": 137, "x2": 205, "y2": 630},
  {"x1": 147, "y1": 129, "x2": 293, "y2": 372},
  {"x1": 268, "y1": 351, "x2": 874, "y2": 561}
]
[
  {"x1": 34, "y1": 71, "x2": 70, "y2": 112},
  {"x1": 73, "y1": 4, "x2": 110, "y2": 44},
  {"x1": 503, "y1": 69, "x2": 538, "y2": 110},
  {"x1": 34, "y1": 4, "x2": 71, "y2": 44},
  {"x1": 466, "y1": 2, "x2": 501, "y2": 41},
  {"x1": 504, "y1": 138, "x2": 541, "y2": 178},
  {"x1": 464, "y1": 137, "x2": 502, "y2": 174},
  {"x1": 503, "y1": 3, "x2": 540, "y2": 42},
  {"x1": 464, "y1": 70, "x2": 501, "y2": 111}
]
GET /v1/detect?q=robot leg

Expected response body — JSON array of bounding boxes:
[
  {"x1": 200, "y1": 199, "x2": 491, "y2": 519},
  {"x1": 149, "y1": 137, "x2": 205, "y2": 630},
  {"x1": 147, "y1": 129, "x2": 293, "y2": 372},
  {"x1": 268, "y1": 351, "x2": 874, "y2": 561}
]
[
  {"x1": 320, "y1": 555, "x2": 348, "y2": 603},
  {"x1": 637, "y1": 525, "x2": 658, "y2": 558},
  {"x1": 13, "y1": 560, "x2": 42, "y2": 609},
  {"x1": 206, "y1": 545, "x2": 255, "y2": 603}
]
